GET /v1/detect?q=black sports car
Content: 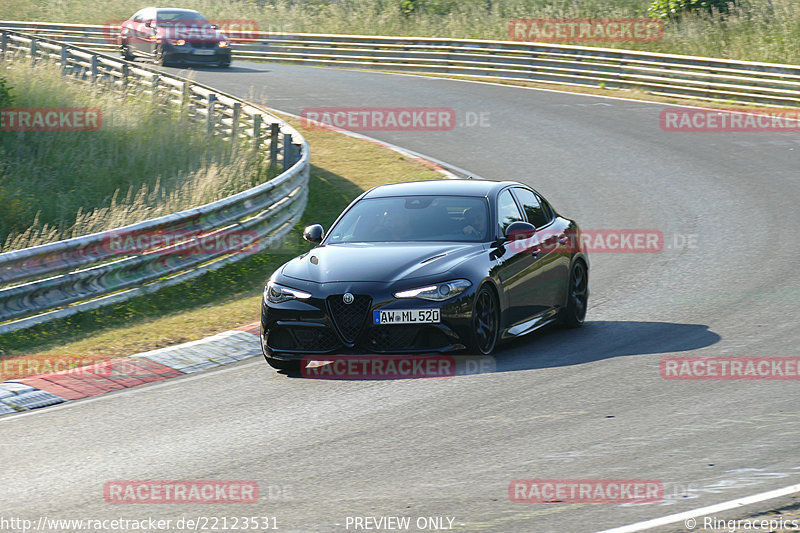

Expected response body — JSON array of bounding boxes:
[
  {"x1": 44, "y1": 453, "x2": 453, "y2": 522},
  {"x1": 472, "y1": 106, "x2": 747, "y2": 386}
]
[{"x1": 261, "y1": 180, "x2": 588, "y2": 371}]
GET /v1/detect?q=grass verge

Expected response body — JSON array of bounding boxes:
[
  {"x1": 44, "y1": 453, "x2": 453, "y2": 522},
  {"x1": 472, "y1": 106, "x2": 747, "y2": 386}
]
[
  {"x1": 0, "y1": 114, "x2": 444, "y2": 358},
  {"x1": 0, "y1": 60, "x2": 268, "y2": 252}
]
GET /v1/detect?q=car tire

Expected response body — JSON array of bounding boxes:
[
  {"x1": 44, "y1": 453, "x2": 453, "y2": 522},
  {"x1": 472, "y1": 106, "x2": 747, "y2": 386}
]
[
  {"x1": 153, "y1": 44, "x2": 167, "y2": 66},
  {"x1": 561, "y1": 260, "x2": 588, "y2": 328},
  {"x1": 265, "y1": 356, "x2": 300, "y2": 373},
  {"x1": 218, "y1": 60, "x2": 231, "y2": 68},
  {"x1": 467, "y1": 285, "x2": 500, "y2": 355},
  {"x1": 121, "y1": 42, "x2": 134, "y2": 61}
]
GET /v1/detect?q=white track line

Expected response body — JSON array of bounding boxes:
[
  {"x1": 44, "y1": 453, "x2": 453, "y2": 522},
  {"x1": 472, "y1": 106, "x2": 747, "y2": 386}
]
[{"x1": 596, "y1": 483, "x2": 800, "y2": 533}]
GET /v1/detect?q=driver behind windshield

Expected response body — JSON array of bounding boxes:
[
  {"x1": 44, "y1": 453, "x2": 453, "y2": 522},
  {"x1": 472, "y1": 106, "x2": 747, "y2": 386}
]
[{"x1": 462, "y1": 206, "x2": 487, "y2": 239}]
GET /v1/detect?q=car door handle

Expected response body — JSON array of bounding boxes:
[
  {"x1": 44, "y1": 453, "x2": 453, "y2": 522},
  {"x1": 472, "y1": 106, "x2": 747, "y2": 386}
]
[
  {"x1": 558, "y1": 236, "x2": 570, "y2": 245},
  {"x1": 530, "y1": 247, "x2": 540, "y2": 257}
]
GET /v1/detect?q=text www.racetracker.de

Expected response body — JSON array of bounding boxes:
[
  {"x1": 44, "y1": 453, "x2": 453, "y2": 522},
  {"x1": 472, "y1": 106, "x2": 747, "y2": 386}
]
[{"x1": 0, "y1": 516, "x2": 279, "y2": 532}]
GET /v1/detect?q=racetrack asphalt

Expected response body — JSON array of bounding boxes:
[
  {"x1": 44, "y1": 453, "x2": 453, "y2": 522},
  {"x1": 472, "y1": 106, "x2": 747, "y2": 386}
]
[{"x1": 1, "y1": 61, "x2": 798, "y2": 533}]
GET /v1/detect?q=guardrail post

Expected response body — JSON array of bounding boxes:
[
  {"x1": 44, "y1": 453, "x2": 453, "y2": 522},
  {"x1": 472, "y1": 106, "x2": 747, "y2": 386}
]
[
  {"x1": 231, "y1": 102, "x2": 241, "y2": 142},
  {"x1": 269, "y1": 123, "x2": 279, "y2": 168},
  {"x1": 252, "y1": 114, "x2": 262, "y2": 150},
  {"x1": 90, "y1": 55, "x2": 98, "y2": 85},
  {"x1": 30, "y1": 39, "x2": 36, "y2": 66},
  {"x1": 60, "y1": 45, "x2": 68, "y2": 78},
  {"x1": 121, "y1": 62, "x2": 129, "y2": 93},
  {"x1": 181, "y1": 82, "x2": 190, "y2": 115},
  {"x1": 1, "y1": 33, "x2": 7, "y2": 61},
  {"x1": 282, "y1": 133, "x2": 294, "y2": 171},
  {"x1": 207, "y1": 94, "x2": 217, "y2": 135},
  {"x1": 151, "y1": 75, "x2": 159, "y2": 105}
]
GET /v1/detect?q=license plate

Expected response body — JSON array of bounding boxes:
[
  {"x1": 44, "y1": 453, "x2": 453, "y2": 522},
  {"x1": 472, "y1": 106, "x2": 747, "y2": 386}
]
[
  {"x1": 193, "y1": 49, "x2": 215, "y2": 55},
  {"x1": 373, "y1": 309, "x2": 440, "y2": 325}
]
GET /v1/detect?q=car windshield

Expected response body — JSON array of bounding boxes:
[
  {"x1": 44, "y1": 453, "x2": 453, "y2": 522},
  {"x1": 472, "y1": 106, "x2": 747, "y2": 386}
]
[
  {"x1": 157, "y1": 11, "x2": 208, "y2": 24},
  {"x1": 326, "y1": 195, "x2": 490, "y2": 243}
]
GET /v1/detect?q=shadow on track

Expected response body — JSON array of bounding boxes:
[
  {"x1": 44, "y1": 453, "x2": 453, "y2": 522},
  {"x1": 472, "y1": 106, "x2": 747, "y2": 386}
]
[
  {"x1": 160, "y1": 63, "x2": 268, "y2": 75},
  {"x1": 274, "y1": 321, "x2": 720, "y2": 380},
  {"x1": 494, "y1": 320, "x2": 721, "y2": 372}
]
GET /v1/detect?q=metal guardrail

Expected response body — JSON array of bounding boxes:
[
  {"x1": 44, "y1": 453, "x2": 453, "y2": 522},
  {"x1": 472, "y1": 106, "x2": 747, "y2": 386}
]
[
  {"x1": 0, "y1": 29, "x2": 310, "y2": 335},
  {"x1": 1, "y1": 20, "x2": 800, "y2": 106}
]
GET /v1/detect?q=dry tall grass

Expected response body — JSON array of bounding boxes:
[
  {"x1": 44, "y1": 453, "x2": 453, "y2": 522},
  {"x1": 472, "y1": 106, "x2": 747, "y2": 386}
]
[{"x1": 0, "y1": 60, "x2": 264, "y2": 252}]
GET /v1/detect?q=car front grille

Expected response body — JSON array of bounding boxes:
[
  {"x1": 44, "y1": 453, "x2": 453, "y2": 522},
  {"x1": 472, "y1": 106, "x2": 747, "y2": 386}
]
[
  {"x1": 327, "y1": 294, "x2": 372, "y2": 344},
  {"x1": 364, "y1": 325, "x2": 450, "y2": 352},
  {"x1": 190, "y1": 42, "x2": 217, "y2": 49}
]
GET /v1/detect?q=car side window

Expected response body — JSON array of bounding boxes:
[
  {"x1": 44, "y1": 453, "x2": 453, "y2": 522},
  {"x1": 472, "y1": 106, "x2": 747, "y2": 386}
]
[
  {"x1": 496, "y1": 189, "x2": 523, "y2": 236},
  {"x1": 513, "y1": 187, "x2": 549, "y2": 228},
  {"x1": 539, "y1": 195, "x2": 555, "y2": 223},
  {"x1": 132, "y1": 11, "x2": 144, "y2": 22}
]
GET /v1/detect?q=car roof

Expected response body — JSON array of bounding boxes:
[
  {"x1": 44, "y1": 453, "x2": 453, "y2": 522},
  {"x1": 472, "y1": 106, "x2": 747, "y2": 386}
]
[
  {"x1": 362, "y1": 179, "x2": 525, "y2": 199},
  {"x1": 152, "y1": 8, "x2": 203, "y2": 14}
]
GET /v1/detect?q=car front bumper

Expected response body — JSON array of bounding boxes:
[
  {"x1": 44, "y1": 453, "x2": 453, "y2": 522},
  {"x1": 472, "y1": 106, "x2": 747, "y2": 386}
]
[
  {"x1": 163, "y1": 43, "x2": 231, "y2": 64},
  {"x1": 261, "y1": 280, "x2": 477, "y2": 360}
]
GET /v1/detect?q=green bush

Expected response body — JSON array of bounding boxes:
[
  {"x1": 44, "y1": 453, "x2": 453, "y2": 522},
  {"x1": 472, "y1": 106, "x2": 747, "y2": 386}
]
[
  {"x1": 649, "y1": 0, "x2": 737, "y2": 20},
  {"x1": 0, "y1": 77, "x2": 13, "y2": 107}
]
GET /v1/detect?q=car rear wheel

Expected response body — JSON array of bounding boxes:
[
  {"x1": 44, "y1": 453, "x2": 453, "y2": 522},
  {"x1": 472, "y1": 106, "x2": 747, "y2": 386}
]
[
  {"x1": 468, "y1": 285, "x2": 500, "y2": 355},
  {"x1": 562, "y1": 260, "x2": 588, "y2": 328}
]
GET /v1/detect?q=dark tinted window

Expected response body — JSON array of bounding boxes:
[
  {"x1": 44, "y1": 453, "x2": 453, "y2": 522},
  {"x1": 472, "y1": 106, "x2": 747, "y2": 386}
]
[
  {"x1": 513, "y1": 187, "x2": 550, "y2": 228},
  {"x1": 157, "y1": 10, "x2": 207, "y2": 22},
  {"x1": 540, "y1": 196, "x2": 555, "y2": 221},
  {"x1": 326, "y1": 196, "x2": 490, "y2": 243},
  {"x1": 496, "y1": 189, "x2": 523, "y2": 235}
]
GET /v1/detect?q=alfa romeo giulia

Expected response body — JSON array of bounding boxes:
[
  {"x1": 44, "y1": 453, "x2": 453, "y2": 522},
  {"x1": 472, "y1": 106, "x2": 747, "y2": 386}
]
[{"x1": 261, "y1": 180, "x2": 588, "y2": 371}]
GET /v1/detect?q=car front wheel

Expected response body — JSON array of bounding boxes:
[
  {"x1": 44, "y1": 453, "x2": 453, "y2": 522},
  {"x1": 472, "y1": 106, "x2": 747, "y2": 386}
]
[
  {"x1": 120, "y1": 42, "x2": 134, "y2": 61},
  {"x1": 467, "y1": 285, "x2": 500, "y2": 355},
  {"x1": 153, "y1": 44, "x2": 167, "y2": 66},
  {"x1": 562, "y1": 260, "x2": 588, "y2": 328}
]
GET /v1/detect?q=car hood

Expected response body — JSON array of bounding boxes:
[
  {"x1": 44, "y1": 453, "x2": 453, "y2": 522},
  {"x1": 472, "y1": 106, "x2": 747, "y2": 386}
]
[
  {"x1": 281, "y1": 242, "x2": 484, "y2": 283},
  {"x1": 157, "y1": 25, "x2": 226, "y2": 42}
]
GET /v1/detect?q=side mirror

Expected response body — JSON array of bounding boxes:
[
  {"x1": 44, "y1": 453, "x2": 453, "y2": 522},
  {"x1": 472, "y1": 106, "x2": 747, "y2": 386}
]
[
  {"x1": 504, "y1": 221, "x2": 536, "y2": 243},
  {"x1": 303, "y1": 224, "x2": 324, "y2": 244},
  {"x1": 145, "y1": 20, "x2": 154, "y2": 28}
]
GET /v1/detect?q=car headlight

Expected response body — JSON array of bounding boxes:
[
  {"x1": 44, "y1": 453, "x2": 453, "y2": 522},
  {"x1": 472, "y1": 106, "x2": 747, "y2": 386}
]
[
  {"x1": 264, "y1": 281, "x2": 311, "y2": 304},
  {"x1": 394, "y1": 279, "x2": 471, "y2": 301},
  {"x1": 218, "y1": 40, "x2": 229, "y2": 47}
]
